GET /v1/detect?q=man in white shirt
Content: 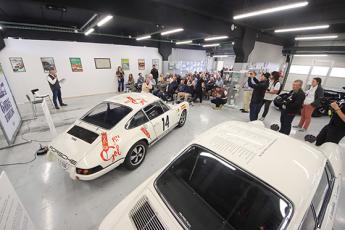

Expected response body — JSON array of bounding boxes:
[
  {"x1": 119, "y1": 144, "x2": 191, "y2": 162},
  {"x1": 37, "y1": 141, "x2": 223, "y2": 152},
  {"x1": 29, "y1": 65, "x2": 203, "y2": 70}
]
[{"x1": 47, "y1": 67, "x2": 67, "y2": 109}]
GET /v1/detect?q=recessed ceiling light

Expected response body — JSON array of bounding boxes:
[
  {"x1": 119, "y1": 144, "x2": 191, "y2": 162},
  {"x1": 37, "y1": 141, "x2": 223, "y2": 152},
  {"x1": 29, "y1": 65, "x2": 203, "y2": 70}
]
[
  {"x1": 275, "y1": 24, "x2": 329, "y2": 33},
  {"x1": 74, "y1": 29, "x2": 78, "y2": 33},
  {"x1": 232, "y1": 41, "x2": 235, "y2": 45},
  {"x1": 0, "y1": 26, "x2": 3, "y2": 30},
  {"x1": 203, "y1": 43, "x2": 220, "y2": 47},
  {"x1": 295, "y1": 35, "x2": 338, "y2": 40},
  {"x1": 204, "y1": 36, "x2": 228, "y2": 41},
  {"x1": 176, "y1": 40, "x2": 193, "y2": 45},
  {"x1": 84, "y1": 28, "x2": 94, "y2": 36},
  {"x1": 136, "y1": 35, "x2": 151, "y2": 41},
  {"x1": 97, "y1": 15, "x2": 113, "y2": 27},
  {"x1": 161, "y1": 28, "x2": 184, "y2": 36},
  {"x1": 234, "y1": 1, "x2": 308, "y2": 20},
  {"x1": 294, "y1": 54, "x2": 328, "y2": 57}
]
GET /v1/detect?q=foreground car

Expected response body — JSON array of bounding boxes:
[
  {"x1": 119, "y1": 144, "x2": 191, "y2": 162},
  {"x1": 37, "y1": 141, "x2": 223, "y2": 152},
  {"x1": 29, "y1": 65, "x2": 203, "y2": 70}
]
[
  {"x1": 47, "y1": 93, "x2": 189, "y2": 180},
  {"x1": 99, "y1": 121, "x2": 342, "y2": 230}
]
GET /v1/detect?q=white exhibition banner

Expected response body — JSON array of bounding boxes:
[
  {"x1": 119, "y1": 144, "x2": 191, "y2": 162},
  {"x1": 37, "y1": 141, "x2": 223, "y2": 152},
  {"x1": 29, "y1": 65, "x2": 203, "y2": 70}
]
[
  {"x1": 0, "y1": 171, "x2": 36, "y2": 230},
  {"x1": 0, "y1": 64, "x2": 22, "y2": 144},
  {"x1": 41, "y1": 99, "x2": 57, "y2": 138}
]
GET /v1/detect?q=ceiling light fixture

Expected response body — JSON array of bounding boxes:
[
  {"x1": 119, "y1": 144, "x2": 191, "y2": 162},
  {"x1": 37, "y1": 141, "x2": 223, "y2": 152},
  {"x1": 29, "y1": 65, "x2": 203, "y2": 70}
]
[
  {"x1": 204, "y1": 36, "x2": 228, "y2": 41},
  {"x1": 295, "y1": 35, "x2": 338, "y2": 40},
  {"x1": 234, "y1": 1, "x2": 308, "y2": 20},
  {"x1": 176, "y1": 40, "x2": 193, "y2": 45},
  {"x1": 84, "y1": 28, "x2": 94, "y2": 36},
  {"x1": 213, "y1": 55, "x2": 229, "y2": 58},
  {"x1": 0, "y1": 26, "x2": 3, "y2": 30},
  {"x1": 275, "y1": 24, "x2": 329, "y2": 33},
  {"x1": 136, "y1": 35, "x2": 151, "y2": 41},
  {"x1": 203, "y1": 43, "x2": 220, "y2": 47},
  {"x1": 294, "y1": 54, "x2": 328, "y2": 57},
  {"x1": 161, "y1": 28, "x2": 184, "y2": 36},
  {"x1": 232, "y1": 41, "x2": 235, "y2": 45},
  {"x1": 97, "y1": 15, "x2": 113, "y2": 27}
]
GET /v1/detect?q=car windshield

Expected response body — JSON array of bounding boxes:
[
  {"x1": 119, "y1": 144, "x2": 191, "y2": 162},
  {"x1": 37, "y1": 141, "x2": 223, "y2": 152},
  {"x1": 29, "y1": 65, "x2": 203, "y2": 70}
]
[
  {"x1": 81, "y1": 102, "x2": 132, "y2": 129},
  {"x1": 155, "y1": 145, "x2": 291, "y2": 230}
]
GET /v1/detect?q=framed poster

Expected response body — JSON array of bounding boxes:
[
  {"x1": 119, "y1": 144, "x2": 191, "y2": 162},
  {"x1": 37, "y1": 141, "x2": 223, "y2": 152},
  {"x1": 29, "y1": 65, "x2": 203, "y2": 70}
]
[
  {"x1": 40, "y1": 57, "x2": 55, "y2": 73},
  {"x1": 94, "y1": 58, "x2": 111, "y2": 69},
  {"x1": 9, "y1": 57, "x2": 26, "y2": 72},
  {"x1": 168, "y1": 62, "x2": 175, "y2": 70},
  {"x1": 69, "y1": 57, "x2": 83, "y2": 72},
  {"x1": 121, "y1": 58, "x2": 130, "y2": 70},
  {"x1": 138, "y1": 59, "x2": 145, "y2": 70},
  {"x1": 152, "y1": 59, "x2": 159, "y2": 69}
]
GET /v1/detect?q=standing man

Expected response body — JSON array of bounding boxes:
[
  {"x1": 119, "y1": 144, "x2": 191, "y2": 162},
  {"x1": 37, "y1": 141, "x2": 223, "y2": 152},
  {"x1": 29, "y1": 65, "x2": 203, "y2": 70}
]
[
  {"x1": 150, "y1": 64, "x2": 159, "y2": 84},
  {"x1": 279, "y1": 80, "x2": 305, "y2": 135},
  {"x1": 247, "y1": 72, "x2": 269, "y2": 121},
  {"x1": 47, "y1": 67, "x2": 67, "y2": 109}
]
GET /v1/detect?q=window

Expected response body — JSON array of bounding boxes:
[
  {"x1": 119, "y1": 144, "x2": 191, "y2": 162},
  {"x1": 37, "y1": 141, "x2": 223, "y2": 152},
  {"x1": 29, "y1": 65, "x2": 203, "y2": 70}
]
[
  {"x1": 300, "y1": 206, "x2": 316, "y2": 230},
  {"x1": 311, "y1": 66, "x2": 329, "y2": 76},
  {"x1": 330, "y1": 67, "x2": 345, "y2": 78},
  {"x1": 312, "y1": 170, "x2": 329, "y2": 216},
  {"x1": 159, "y1": 101, "x2": 170, "y2": 112},
  {"x1": 290, "y1": 65, "x2": 311, "y2": 74},
  {"x1": 144, "y1": 102, "x2": 165, "y2": 120},
  {"x1": 81, "y1": 102, "x2": 132, "y2": 129},
  {"x1": 155, "y1": 146, "x2": 292, "y2": 230},
  {"x1": 127, "y1": 110, "x2": 149, "y2": 129}
]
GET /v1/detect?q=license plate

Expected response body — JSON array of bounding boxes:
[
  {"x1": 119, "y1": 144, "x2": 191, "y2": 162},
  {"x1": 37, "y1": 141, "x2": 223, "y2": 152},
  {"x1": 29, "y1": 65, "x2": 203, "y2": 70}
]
[{"x1": 57, "y1": 158, "x2": 70, "y2": 170}]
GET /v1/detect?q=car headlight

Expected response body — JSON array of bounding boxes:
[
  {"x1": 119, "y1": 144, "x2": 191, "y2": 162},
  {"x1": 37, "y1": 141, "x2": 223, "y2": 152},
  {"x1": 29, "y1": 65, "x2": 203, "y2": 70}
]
[{"x1": 76, "y1": 166, "x2": 103, "y2": 175}]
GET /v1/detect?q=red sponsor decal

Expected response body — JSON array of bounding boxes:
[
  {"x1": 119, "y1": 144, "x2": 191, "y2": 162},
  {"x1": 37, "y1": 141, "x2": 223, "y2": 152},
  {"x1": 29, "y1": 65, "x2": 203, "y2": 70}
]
[
  {"x1": 100, "y1": 133, "x2": 121, "y2": 162},
  {"x1": 140, "y1": 127, "x2": 151, "y2": 139},
  {"x1": 125, "y1": 96, "x2": 147, "y2": 105}
]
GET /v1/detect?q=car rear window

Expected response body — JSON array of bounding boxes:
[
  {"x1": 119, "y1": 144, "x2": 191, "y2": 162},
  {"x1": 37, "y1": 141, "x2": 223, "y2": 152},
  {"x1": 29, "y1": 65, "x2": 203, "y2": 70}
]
[
  {"x1": 155, "y1": 145, "x2": 292, "y2": 230},
  {"x1": 81, "y1": 102, "x2": 132, "y2": 129}
]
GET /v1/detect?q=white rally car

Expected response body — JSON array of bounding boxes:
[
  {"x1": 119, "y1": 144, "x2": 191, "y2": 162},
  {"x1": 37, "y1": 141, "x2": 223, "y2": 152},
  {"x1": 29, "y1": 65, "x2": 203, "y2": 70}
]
[
  {"x1": 99, "y1": 121, "x2": 342, "y2": 230},
  {"x1": 47, "y1": 93, "x2": 189, "y2": 180}
]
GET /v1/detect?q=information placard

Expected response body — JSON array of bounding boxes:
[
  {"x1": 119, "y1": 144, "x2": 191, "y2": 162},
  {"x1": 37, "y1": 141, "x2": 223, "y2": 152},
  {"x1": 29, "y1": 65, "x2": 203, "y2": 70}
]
[{"x1": 0, "y1": 64, "x2": 22, "y2": 144}]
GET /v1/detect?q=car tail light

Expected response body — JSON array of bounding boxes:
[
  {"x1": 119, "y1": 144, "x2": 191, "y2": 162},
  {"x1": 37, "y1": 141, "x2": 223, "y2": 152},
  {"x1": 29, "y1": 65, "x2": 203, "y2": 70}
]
[{"x1": 76, "y1": 166, "x2": 103, "y2": 175}]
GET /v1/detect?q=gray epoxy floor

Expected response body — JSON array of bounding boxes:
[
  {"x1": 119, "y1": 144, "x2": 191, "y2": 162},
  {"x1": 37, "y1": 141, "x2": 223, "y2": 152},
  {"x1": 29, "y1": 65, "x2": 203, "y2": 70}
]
[{"x1": 0, "y1": 93, "x2": 344, "y2": 230}]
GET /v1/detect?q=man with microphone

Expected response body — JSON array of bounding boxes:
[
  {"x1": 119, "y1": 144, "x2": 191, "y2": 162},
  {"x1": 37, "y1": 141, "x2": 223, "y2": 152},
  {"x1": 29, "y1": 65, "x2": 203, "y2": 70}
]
[{"x1": 47, "y1": 66, "x2": 67, "y2": 109}]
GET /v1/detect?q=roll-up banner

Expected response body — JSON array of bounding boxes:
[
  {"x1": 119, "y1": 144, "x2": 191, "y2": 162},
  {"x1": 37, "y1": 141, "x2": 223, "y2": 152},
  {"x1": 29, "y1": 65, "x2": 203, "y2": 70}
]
[{"x1": 0, "y1": 64, "x2": 22, "y2": 145}]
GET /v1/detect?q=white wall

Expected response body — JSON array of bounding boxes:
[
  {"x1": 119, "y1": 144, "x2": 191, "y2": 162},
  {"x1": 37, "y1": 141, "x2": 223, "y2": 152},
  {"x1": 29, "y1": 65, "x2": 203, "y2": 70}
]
[{"x1": 0, "y1": 39, "x2": 162, "y2": 104}]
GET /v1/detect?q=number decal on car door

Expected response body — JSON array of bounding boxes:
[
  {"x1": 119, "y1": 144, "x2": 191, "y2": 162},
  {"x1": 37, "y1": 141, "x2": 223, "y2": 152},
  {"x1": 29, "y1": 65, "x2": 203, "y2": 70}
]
[{"x1": 162, "y1": 115, "x2": 170, "y2": 131}]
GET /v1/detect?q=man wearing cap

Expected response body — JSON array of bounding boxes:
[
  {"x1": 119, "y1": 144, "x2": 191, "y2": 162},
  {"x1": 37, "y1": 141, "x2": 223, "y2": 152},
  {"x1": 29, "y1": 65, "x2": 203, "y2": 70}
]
[
  {"x1": 47, "y1": 67, "x2": 67, "y2": 109},
  {"x1": 247, "y1": 72, "x2": 269, "y2": 121}
]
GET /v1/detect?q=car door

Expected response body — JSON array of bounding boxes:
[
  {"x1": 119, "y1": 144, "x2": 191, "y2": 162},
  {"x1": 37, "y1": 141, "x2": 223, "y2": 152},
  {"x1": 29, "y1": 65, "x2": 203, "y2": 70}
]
[
  {"x1": 126, "y1": 110, "x2": 156, "y2": 143},
  {"x1": 158, "y1": 100, "x2": 179, "y2": 127},
  {"x1": 143, "y1": 101, "x2": 167, "y2": 140}
]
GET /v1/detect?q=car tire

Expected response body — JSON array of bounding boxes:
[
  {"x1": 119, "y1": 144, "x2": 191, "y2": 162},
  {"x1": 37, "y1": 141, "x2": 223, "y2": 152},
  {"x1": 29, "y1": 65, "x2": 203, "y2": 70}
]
[
  {"x1": 177, "y1": 110, "x2": 187, "y2": 127},
  {"x1": 124, "y1": 140, "x2": 148, "y2": 170}
]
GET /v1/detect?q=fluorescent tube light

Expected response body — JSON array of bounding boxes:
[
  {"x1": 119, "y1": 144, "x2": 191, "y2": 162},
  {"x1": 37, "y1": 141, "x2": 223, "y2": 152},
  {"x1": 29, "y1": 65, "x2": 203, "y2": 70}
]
[
  {"x1": 234, "y1": 1, "x2": 308, "y2": 20},
  {"x1": 97, "y1": 15, "x2": 113, "y2": 27},
  {"x1": 176, "y1": 40, "x2": 193, "y2": 45},
  {"x1": 294, "y1": 54, "x2": 328, "y2": 57},
  {"x1": 295, "y1": 35, "x2": 338, "y2": 40},
  {"x1": 84, "y1": 28, "x2": 94, "y2": 36},
  {"x1": 205, "y1": 36, "x2": 228, "y2": 41},
  {"x1": 203, "y1": 43, "x2": 220, "y2": 47},
  {"x1": 275, "y1": 24, "x2": 329, "y2": 33},
  {"x1": 136, "y1": 35, "x2": 151, "y2": 41},
  {"x1": 213, "y1": 55, "x2": 229, "y2": 58},
  {"x1": 161, "y1": 28, "x2": 184, "y2": 36}
]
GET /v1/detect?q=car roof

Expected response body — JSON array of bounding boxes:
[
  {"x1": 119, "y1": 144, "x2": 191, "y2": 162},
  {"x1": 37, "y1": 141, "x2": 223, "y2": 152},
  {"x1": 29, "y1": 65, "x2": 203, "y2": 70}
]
[
  {"x1": 193, "y1": 121, "x2": 326, "y2": 213},
  {"x1": 104, "y1": 92, "x2": 159, "y2": 110}
]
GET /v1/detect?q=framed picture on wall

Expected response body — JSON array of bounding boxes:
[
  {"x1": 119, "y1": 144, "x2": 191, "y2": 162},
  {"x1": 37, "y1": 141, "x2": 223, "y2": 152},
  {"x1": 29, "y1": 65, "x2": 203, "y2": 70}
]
[
  {"x1": 69, "y1": 57, "x2": 83, "y2": 72},
  {"x1": 9, "y1": 57, "x2": 26, "y2": 72},
  {"x1": 40, "y1": 57, "x2": 55, "y2": 73},
  {"x1": 152, "y1": 59, "x2": 159, "y2": 69},
  {"x1": 121, "y1": 58, "x2": 130, "y2": 70},
  {"x1": 138, "y1": 59, "x2": 145, "y2": 70},
  {"x1": 94, "y1": 58, "x2": 111, "y2": 69}
]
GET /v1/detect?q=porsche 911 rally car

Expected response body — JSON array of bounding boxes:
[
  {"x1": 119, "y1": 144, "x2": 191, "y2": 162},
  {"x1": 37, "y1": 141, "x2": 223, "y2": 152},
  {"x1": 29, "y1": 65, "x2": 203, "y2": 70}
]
[
  {"x1": 99, "y1": 121, "x2": 342, "y2": 230},
  {"x1": 47, "y1": 93, "x2": 189, "y2": 180}
]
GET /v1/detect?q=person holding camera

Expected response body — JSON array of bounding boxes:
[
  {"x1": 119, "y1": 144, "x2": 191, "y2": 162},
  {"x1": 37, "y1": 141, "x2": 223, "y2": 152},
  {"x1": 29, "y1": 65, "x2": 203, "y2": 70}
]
[
  {"x1": 279, "y1": 80, "x2": 305, "y2": 135},
  {"x1": 247, "y1": 72, "x2": 269, "y2": 121},
  {"x1": 295, "y1": 77, "x2": 324, "y2": 132},
  {"x1": 316, "y1": 100, "x2": 345, "y2": 146}
]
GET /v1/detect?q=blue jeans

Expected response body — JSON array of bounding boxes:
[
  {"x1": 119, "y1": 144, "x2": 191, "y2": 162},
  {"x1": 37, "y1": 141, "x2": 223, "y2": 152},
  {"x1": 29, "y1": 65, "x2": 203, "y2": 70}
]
[
  {"x1": 249, "y1": 102, "x2": 263, "y2": 121},
  {"x1": 118, "y1": 78, "x2": 124, "y2": 92},
  {"x1": 52, "y1": 88, "x2": 63, "y2": 107}
]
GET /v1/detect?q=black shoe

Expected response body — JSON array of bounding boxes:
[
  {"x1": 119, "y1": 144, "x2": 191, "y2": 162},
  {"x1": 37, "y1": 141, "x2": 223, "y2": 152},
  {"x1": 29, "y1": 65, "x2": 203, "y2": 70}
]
[
  {"x1": 55, "y1": 106, "x2": 60, "y2": 109},
  {"x1": 61, "y1": 103, "x2": 68, "y2": 106},
  {"x1": 241, "y1": 110, "x2": 249, "y2": 113}
]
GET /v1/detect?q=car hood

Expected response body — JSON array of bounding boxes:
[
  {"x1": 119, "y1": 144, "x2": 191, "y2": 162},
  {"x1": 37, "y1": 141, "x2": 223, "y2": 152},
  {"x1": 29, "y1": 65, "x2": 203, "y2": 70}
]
[{"x1": 49, "y1": 121, "x2": 103, "y2": 163}]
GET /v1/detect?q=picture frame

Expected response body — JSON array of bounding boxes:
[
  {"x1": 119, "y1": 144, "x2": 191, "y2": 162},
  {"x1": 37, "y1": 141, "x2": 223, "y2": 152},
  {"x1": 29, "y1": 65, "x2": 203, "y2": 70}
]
[
  {"x1": 69, "y1": 57, "x2": 83, "y2": 72},
  {"x1": 94, "y1": 58, "x2": 111, "y2": 69},
  {"x1": 9, "y1": 57, "x2": 26, "y2": 73},
  {"x1": 40, "y1": 57, "x2": 55, "y2": 73},
  {"x1": 138, "y1": 59, "x2": 145, "y2": 70},
  {"x1": 121, "y1": 58, "x2": 130, "y2": 70}
]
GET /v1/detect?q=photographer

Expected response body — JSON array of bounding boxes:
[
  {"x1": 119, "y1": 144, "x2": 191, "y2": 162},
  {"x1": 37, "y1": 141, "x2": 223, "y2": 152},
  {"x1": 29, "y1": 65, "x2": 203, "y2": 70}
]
[
  {"x1": 316, "y1": 100, "x2": 345, "y2": 146},
  {"x1": 248, "y1": 72, "x2": 269, "y2": 121},
  {"x1": 279, "y1": 80, "x2": 305, "y2": 135}
]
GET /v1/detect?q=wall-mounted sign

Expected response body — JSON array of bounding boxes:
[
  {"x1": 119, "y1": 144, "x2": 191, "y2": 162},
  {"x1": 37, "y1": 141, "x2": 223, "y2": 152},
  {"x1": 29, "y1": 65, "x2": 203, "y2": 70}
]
[
  {"x1": 94, "y1": 58, "x2": 111, "y2": 69},
  {"x1": 69, "y1": 57, "x2": 83, "y2": 72},
  {"x1": 40, "y1": 57, "x2": 55, "y2": 73},
  {"x1": 138, "y1": 59, "x2": 145, "y2": 70},
  {"x1": 9, "y1": 57, "x2": 26, "y2": 73},
  {"x1": 121, "y1": 58, "x2": 130, "y2": 70}
]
